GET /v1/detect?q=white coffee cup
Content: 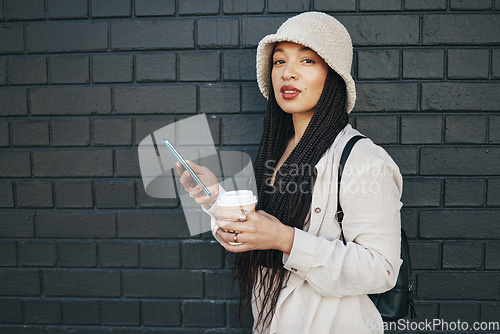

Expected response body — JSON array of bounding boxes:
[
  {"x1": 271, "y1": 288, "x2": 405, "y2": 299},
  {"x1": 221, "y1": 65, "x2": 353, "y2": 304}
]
[{"x1": 217, "y1": 190, "x2": 257, "y2": 245}]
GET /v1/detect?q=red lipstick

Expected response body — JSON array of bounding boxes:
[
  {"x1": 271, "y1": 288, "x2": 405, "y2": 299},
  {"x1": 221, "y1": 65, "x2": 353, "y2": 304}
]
[{"x1": 280, "y1": 85, "x2": 301, "y2": 100}]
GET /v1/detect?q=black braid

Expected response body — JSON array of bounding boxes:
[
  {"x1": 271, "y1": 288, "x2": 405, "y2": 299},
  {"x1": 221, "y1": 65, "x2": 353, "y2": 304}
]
[{"x1": 234, "y1": 68, "x2": 349, "y2": 331}]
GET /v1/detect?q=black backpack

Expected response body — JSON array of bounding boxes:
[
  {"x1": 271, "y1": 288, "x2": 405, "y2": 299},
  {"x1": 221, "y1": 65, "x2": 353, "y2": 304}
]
[{"x1": 336, "y1": 135, "x2": 416, "y2": 321}]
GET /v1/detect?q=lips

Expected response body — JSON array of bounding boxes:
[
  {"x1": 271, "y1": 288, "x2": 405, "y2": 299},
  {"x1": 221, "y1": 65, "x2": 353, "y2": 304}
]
[{"x1": 280, "y1": 85, "x2": 301, "y2": 100}]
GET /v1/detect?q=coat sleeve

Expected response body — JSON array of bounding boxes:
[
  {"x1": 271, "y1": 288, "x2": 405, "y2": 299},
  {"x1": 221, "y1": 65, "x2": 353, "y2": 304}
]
[
  {"x1": 202, "y1": 185, "x2": 226, "y2": 245},
  {"x1": 282, "y1": 147, "x2": 403, "y2": 298}
]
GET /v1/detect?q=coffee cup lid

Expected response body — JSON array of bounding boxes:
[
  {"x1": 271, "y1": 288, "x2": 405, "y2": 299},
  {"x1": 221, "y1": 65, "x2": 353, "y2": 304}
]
[{"x1": 217, "y1": 190, "x2": 257, "y2": 207}]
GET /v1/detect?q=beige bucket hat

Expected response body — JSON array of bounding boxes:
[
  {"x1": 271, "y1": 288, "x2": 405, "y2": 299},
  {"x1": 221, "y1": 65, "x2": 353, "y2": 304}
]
[{"x1": 256, "y1": 12, "x2": 356, "y2": 113}]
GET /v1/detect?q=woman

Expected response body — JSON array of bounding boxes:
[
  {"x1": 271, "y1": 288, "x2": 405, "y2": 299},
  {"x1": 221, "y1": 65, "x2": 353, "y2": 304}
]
[{"x1": 177, "y1": 12, "x2": 403, "y2": 334}]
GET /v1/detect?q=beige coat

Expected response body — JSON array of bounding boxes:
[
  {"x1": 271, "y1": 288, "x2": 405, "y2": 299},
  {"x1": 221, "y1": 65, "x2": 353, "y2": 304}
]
[{"x1": 207, "y1": 124, "x2": 403, "y2": 334}]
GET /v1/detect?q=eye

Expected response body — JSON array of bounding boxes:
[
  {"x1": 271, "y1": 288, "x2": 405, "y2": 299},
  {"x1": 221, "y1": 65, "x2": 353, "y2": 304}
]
[
  {"x1": 302, "y1": 59, "x2": 315, "y2": 64},
  {"x1": 273, "y1": 59, "x2": 285, "y2": 66}
]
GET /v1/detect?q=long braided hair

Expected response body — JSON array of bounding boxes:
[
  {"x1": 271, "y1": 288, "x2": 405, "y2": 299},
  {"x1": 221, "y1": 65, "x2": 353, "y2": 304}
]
[{"x1": 234, "y1": 66, "x2": 349, "y2": 331}]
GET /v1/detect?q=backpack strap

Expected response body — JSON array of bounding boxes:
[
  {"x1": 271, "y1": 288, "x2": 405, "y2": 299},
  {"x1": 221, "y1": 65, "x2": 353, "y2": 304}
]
[{"x1": 336, "y1": 135, "x2": 366, "y2": 245}]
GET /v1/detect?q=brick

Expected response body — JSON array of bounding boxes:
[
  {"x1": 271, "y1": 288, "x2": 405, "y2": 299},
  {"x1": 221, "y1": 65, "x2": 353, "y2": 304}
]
[
  {"x1": 16, "y1": 181, "x2": 53, "y2": 208},
  {"x1": 31, "y1": 87, "x2": 111, "y2": 115},
  {"x1": 408, "y1": 242, "x2": 440, "y2": 269},
  {"x1": 314, "y1": 0, "x2": 356, "y2": 11},
  {"x1": 182, "y1": 241, "x2": 223, "y2": 269},
  {"x1": 5, "y1": 0, "x2": 45, "y2": 20},
  {"x1": 401, "y1": 210, "x2": 418, "y2": 239},
  {"x1": 91, "y1": 0, "x2": 131, "y2": 17},
  {"x1": 0, "y1": 300, "x2": 22, "y2": 323},
  {"x1": 8, "y1": 57, "x2": 47, "y2": 84},
  {"x1": 445, "y1": 178, "x2": 485, "y2": 207},
  {"x1": 223, "y1": 51, "x2": 257, "y2": 81},
  {"x1": 116, "y1": 150, "x2": 140, "y2": 177},
  {"x1": 423, "y1": 14, "x2": 499, "y2": 45},
  {"x1": 222, "y1": 116, "x2": 264, "y2": 145},
  {"x1": 95, "y1": 181, "x2": 135, "y2": 209},
  {"x1": 115, "y1": 86, "x2": 196, "y2": 114},
  {"x1": 36, "y1": 212, "x2": 116, "y2": 238},
  {"x1": 205, "y1": 271, "x2": 239, "y2": 299},
  {"x1": 268, "y1": 0, "x2": 309, "y2": 13},
  {"x1": 141, "y1": 241, "x2": 180, "y2": 268},
  {"x1": 0, "y1": 270, "x2": 40, "y2": 296},
  {"x1": 0, "y1": 0, "x2": 3, "y2": 20},
  {"x1": 241, "y1": 16, "x2": 287, "y2": 47},
  {"x1": 0, "y1": 24, "x2": 24, "y2": 53},
  {"x1": 227, "y1": 301, "x2": 254, "y2": 329},
  {"x1": 123, "y1": 270, "x2": 203, "y2": 298},
  {"x1": 401, "y1": 178, "x2": 441, "y2": 207},
  {"x1": 0, "y1": 121, "x2": 8, "y2": 146},
  {"x1": 142, "y1": 301, "x2": 181, "y2": 326},
  {"x1": 101, "y1": 300, "x2": 140, "y2": 326},
  {"x1": 136, "y1": 53, "x2": 176, "y2": 82},
  {"x1": 184, "y1": 301, "x2": 225, "y2": 327},
  {"x1": 242, "y1": 84, "x2": 266, "y2": 112},
  {"x1": 403, "y1": 49, "x2": 444, "y2": 79},
  {"x1": 0, "y1": 241, "x2": 17, "y2": 266},
  {"x1": 48, "y1": 0, "x2": 88, "y2": 19},
  {"x1": 33, "y1": 150, "x2": 112, "y2": 177},
  {"x1": 58, "y1": 242, "x2": 97, "y2": 267},
  {"x1": 52, "y1": 119, "x2": 90, "y2": 147},
  {"x1": 135, "y1": 0, "x2": 175, "y2": 16},
  {"x1": 198, "y1": 18, "x2": 239, "y2": 48},
  {"x1": 418, "y1": 272, "x2": 500, "y2": 300},
  {"x1": 24, "y1": 300, "x2": 61, "y2": 325},
  {"x1": 448, "y1": 49, "x2": 489, "y2": 79},
  {"x1": 493, "y1": 49, "x2": 500, "y2": 78},
  {"x1": 443, "y1": 241, "x2": 482, "y2": 269},
  {"x1": 445, "y1": 115, "x2": 487, "y2": 144},
  {"x1": 118, "y1": 212, "x2": 191, "y2": 238},
  {"x1": 0, "y1": 151, "x2": 31, "y2": 177},
  {"x1": 92, "y1": 54, "x2": 133, "y2": 83},
  {"x1": 404, "y1": 0, "x2": 447, "y2": 10},
  {"x1": 93, "y1": 118, "x2": 132, "y2": 146},
  {"x1": 451, "y1": 0, "x2": 492, "y2": 10},
  {"x1": 490, "y1": 116, "x2": 500, "y2": 143},
  {"x1": 0, "y1": 212, "x2": 34, "y2": 237},
  {"x1": 485, "y1": 243, "x2": 500, "y2": 269},
  {"x1": 354, "y1": 83, "x2": 418, "y2": 112},
  {"x1": 0, "y1": 329, "x2": 44, "y2": 334},
  {"x1": 420, "y1": 210, "x2": 500, "y2": 239},
  {"x1": 27, "y1": 22, "x2": 108, "y2": 52},
  {"x1": 0, "y1": 58, "x2": 6, "y2": 84},
  {"x1": 223, "y1": 0, "x2": 264, "y2": 13},
  {"x1": 111, "y1": 20, "x2": 194, "y2": 50},
  {"x1": 357, "y1": 50, "x2": 399, "y2": 80},
  {"x1": 136, "y1": 181, "x2": 179, "y2": 208},
  {"x1": 54, "y1": 181, "x2": 93, "y2": 209},
  {"x1": 481, "y1": 303, "x2": 500, "y2": 322},
  {"x1": 488, "y1": 179, "x2": 500, "y2": 206},
  {"x1": 421, "y1": 147, "x2": 500, "y2": 176},
  {"x1": 0, "y1": 180, "x2": 14, "y2": 207},
  {"x1": 43, "y1": 270, "x2": 121, "y2": 297},
  {"x1": 61, "y1": 300, "x2": 100, "y2": 325},
  {"x1": 99, "y1": 241, "x2": 138, "y2": 268},
  {"x1": 12, "y1": 120, "x2": 49, "y2": 147},
  {"x1": 338, "y1": 15, "x2": 419, "y2": 46},
  {"x1": 50, "y1": 56, "x2": 89, "y2": 84},
  {"x1": 401, "y1": 115, "x2": 442, "y2": 144},
  {"x1": 423, "y1": 82, "x2": 500, "y2": 111},
  {"x1": 384, "y1": 146, "x2": 418, "y2": 175},
  {"x1": 355, "y1": 115, "x2": 398, "y2": 144},
  {"x1": 179, "y1": 0, "x2": 219, "y2": 14},
  {"x1": 0, "y1": 88, "x2": 27, "y2": 115},
  {"x1": 200, "y1": 85, "x2": 240, "y2": 114},
  {"x1": 179, "y1": 52, "x2": 219, "y2": 81},
  {"x1": 439, "y1": 302, "x2": 479, "y2": 323},
  {"x1": 134, "y1": 117, "x2": 176, "y2": 145},
  {"x1": 359, "y1": 0, "x2": 401, "y2": 11}
]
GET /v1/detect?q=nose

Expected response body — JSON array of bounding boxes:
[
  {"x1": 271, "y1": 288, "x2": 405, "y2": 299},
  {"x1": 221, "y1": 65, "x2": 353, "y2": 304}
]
[{"x1": 282, "y1": 63, "x2": 298, "y2": 80}]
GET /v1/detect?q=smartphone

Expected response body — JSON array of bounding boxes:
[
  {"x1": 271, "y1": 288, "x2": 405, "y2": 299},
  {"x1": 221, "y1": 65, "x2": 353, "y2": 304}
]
[{"x1": 161, "y1": 139, "x2": 212, "y2": 197}]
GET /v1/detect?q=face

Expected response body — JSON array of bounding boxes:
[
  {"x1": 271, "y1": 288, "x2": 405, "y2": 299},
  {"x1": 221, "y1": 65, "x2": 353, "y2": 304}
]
[{"x1": 271, "y1": 42, "x2": 329, "y2": 116}]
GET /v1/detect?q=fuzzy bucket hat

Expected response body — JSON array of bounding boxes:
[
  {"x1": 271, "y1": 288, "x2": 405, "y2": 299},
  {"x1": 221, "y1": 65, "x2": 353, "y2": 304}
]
[{"x1": 256, "y1": 11, "x2": 356, "y2": 114}]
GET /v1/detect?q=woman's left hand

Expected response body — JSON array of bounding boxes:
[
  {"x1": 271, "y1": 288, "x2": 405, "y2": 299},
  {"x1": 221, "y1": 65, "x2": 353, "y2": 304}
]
[{"x1": 215, "y1": 209, "x2": 295, "y2": 254}]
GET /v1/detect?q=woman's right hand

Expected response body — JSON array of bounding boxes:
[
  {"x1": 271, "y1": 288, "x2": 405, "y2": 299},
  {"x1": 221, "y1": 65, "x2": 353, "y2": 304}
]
[{"x1": 175, "y1": 161, "x2": 219, "y2": 209}]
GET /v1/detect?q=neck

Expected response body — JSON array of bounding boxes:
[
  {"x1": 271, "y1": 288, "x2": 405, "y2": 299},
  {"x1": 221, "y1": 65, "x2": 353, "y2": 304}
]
[{"x1": 290, "y1": 111, "x2": 314, "y2": 145}]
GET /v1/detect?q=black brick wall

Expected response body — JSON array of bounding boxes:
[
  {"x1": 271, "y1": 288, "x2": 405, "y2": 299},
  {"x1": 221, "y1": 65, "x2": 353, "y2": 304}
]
[{"x1": 0, "y1": 0, "x2": 499, "y2": 333}]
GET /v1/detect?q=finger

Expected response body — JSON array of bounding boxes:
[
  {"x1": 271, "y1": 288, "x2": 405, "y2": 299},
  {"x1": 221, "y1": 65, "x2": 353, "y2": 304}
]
[
  {"x1": 216, "y1": 220, "x2": 246, "y2": 234},
  {"x1": 180, "y1": 170, "x2": 196, "y2": 190},
  {"x1": 217, "y1": 209, "x2": 247, "y2": 221},
  {"x1": 195, "y1": 188, "x2": 219, "y2": 205},
  {"x1": 175, "y1": 162, "x2": 184, "y2": 177}
]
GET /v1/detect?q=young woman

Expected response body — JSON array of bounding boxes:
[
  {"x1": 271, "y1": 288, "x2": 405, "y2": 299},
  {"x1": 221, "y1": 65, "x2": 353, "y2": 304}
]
[{"x1": 177, "y1": 12, "x2": 403, "y2": 334}]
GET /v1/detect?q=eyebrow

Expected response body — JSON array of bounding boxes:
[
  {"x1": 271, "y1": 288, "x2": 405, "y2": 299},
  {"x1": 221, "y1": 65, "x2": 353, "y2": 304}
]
[{"x1": 273, "y1": 46, "x2": 313, "y2": 54}]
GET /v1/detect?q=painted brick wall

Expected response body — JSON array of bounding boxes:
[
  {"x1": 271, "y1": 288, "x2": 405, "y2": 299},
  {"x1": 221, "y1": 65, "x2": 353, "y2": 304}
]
[{"x1": 0, "y1": 0, "x2": 499, "y2": 333}]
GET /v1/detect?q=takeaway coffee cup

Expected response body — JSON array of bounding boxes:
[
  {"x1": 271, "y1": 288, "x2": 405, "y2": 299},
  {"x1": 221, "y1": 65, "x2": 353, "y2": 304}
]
[{"x1": 217, "y1": 190, "x2": 258, "y2": 245}]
